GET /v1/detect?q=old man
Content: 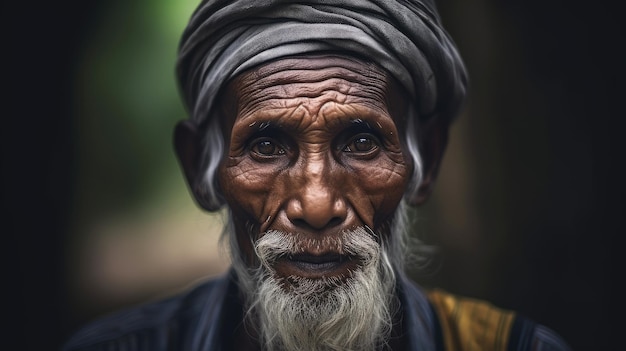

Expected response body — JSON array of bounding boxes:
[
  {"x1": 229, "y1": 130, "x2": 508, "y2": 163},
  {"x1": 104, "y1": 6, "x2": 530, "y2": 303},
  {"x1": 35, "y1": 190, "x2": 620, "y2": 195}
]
[{"x1": 64, "y1": 0, "x2": 571, "y2": 350}]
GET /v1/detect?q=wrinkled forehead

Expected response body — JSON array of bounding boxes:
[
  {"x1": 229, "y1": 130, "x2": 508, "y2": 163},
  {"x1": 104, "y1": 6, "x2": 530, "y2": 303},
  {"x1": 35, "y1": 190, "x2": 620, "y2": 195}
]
[{"x1": 221, "y1": 55, "x2": 409, "y2": 128}]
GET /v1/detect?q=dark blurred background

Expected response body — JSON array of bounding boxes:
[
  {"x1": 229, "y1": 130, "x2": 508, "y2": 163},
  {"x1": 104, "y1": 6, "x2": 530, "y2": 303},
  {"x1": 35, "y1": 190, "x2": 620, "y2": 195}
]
[{"x1": 4, "y1": 0, "x2": 623, "y2": 349}]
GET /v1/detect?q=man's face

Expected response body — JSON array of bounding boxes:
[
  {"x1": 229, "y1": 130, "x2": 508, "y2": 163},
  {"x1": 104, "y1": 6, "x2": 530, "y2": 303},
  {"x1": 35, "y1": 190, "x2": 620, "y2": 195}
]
[{"x1": 218, "y1": 55, "x2": 412, "y2": 280}]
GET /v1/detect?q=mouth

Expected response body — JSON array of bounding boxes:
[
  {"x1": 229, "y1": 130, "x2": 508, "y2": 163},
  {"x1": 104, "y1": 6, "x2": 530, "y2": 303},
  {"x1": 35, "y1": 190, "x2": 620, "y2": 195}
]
[{"x1": 273, "y1": 253, "x2": 360, "y2": 279}]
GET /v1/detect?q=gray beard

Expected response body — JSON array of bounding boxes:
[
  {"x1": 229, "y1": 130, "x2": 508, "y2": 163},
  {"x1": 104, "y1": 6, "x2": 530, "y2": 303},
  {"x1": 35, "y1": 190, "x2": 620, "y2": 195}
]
[{"x1": 232, "y1": 227, "x2": 397, "y2": 351}]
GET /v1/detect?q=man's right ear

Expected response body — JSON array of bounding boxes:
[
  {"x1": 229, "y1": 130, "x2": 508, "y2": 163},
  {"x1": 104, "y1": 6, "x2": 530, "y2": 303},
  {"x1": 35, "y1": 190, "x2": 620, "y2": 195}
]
[
  {"x1": 174, "y1": 119, "x2": 200, "y2": 190},
  {"x1": 174, "y1": 120, "x2": 222, "y2": 212}
]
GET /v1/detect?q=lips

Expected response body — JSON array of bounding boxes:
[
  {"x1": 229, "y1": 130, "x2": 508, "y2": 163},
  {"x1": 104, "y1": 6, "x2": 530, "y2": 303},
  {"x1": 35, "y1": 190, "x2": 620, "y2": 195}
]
[
  {"x1": 274, "y1": 252, "x2": 360, "y2": 279},
  {"x1": 290, "y1": 253, "x2": 344, "y2": 271}
]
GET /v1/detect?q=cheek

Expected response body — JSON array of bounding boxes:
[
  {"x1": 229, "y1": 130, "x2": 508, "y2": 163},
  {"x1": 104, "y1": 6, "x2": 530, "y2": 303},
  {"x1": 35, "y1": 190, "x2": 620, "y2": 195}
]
[
  {"x1": 346, "y1": 155, "x2": 410, "y2": 226},
  {"x1": 218, "y1": 157, "x2": 283, "y2": 221}
]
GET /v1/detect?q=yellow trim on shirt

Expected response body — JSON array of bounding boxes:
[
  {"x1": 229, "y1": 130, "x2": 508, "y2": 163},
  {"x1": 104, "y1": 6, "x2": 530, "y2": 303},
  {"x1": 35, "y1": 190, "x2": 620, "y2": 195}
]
[{"x1": 427, "y1": 289, "x2": 516, "y2": 351}]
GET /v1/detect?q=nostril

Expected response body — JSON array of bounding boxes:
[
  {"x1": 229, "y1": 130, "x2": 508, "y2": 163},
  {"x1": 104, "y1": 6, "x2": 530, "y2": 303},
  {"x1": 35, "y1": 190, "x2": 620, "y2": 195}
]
[
  {"x1": 291, "y1": 218, "x2": 310, "y2": 229},
  {"x1": 289, "y1": 216, "x2": 344, "y2": 231},
  {"x1": 327, "y1": 217, "x2": 343, "y2": 228}
]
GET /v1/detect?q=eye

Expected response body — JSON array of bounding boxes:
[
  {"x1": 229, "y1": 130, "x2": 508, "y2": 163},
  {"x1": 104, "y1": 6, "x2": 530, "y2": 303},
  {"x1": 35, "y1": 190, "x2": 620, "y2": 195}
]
[
  {"x1": 342, "y1": 133, "x2": 380, "y2": 155},
  {"x1": 250, "y1": 138, "x2": 286, "y2": 157}
]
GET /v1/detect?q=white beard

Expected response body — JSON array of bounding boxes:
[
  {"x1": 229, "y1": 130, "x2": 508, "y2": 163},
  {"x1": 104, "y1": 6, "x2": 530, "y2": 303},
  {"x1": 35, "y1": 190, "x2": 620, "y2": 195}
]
[{"x1": 232, "y1": 227, "x2": 397, "y2": 351}]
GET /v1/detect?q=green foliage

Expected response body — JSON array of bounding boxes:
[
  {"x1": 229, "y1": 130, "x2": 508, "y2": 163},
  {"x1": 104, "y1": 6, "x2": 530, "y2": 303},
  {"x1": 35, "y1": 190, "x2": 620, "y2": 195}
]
[{"x1": 73, "y1": 0, "x2": 199, "y2": 216}]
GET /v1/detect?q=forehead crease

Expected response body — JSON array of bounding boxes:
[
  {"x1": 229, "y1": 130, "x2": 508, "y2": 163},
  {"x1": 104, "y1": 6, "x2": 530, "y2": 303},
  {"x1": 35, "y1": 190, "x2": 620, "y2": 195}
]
[
  {"x1": 227, "y1": 57, "x2": 399, "y2": 133},
  {"x1": 243, "y1": 55, "x2": 388, "y2": 83},
  {"x1": 318, "y1": 101, "x2": 389, "y2": 127},
  {"x1": 237, "y1": 81, "x2": 352, "y2": 115},
  {"x1": 237, "y1": 73, "x2": 388, "y2": 102},
  {"x1": 244, "y1": 66, "x2": 388, "y2": 89},
  {"x1": 233, "y1": 56, "x2": 390, "y2": 96},
  {"x1": 235, "y1": 77, "x2": 390, "y2": 122}
]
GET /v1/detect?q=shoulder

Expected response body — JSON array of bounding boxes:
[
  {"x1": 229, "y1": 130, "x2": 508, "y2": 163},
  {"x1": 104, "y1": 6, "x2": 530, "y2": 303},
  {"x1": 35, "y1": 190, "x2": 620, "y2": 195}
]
[
  {"x1": 426, "y1": 288, "x2": 571, "y2": 351},
  {"x1": 62, "y1": 274, "x2": 231, "y2": 351}
]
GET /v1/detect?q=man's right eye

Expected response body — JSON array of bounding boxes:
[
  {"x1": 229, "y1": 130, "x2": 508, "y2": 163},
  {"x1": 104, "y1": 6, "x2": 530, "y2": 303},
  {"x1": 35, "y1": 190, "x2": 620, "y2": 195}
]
[{"x1": 250, "y1": 138, "x2": 286, "y2": 157}]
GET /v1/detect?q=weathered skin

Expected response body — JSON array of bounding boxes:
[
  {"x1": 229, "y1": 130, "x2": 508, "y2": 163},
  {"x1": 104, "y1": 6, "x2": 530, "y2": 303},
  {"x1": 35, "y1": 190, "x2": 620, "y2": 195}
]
[{"x1": 217, "y1": 56, "x2": 414, "y2": 279}]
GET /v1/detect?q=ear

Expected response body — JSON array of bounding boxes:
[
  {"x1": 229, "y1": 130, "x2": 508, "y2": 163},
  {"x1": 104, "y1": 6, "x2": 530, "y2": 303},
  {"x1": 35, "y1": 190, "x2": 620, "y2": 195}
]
[
  {"x1": 407, "y1": 117, "x2": 450, "y2": 206},
  {"x1": 174, "y1": 119, "x2": 201, "y2": 190},
  {"x1": 175, "y1": 119, "x2": 226, "y2": 212}
]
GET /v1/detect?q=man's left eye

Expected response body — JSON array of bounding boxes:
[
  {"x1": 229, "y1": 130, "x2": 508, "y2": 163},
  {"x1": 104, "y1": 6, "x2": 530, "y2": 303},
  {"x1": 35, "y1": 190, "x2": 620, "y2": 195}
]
[{"x1": 342, "y1": 134, "x2": 380, "y2": 154}]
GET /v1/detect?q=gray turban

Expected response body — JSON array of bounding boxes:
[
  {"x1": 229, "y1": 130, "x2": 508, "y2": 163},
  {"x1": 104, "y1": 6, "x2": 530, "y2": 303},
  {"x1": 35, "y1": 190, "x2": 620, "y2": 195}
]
[{"x1": 176, "y1": 0, "x2": 468, "y2": 127}]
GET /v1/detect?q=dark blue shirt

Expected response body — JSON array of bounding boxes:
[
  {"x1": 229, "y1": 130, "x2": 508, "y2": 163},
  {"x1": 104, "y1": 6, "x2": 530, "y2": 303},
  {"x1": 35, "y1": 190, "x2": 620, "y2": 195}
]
[{"x1": 63, "y1": 270, "x2": 571, "y2": 351}]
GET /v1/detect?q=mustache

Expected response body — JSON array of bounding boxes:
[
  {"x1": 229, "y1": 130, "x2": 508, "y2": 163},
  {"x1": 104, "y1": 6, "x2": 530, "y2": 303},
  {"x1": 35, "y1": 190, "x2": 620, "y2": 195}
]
[{"x1": 253, "y1": 227, "x2": 381, "y2": 268}]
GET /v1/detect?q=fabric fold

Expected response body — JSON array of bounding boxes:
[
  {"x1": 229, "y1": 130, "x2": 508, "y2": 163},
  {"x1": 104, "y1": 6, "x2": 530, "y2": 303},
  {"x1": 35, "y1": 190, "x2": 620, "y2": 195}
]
[{"x1": 177, "y1": 0, "x2": 468, "y2": 127}]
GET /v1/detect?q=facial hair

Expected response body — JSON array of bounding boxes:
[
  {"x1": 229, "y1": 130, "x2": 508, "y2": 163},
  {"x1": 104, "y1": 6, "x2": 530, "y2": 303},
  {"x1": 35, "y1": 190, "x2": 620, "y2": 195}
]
[{"x1": 232, "y1": 227, "x2": 397, "y2": 351}]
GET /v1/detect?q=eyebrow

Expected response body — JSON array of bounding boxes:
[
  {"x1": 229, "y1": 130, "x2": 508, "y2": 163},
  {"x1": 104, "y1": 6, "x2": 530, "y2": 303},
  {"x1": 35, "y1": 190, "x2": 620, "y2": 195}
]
[
  {"x1": 350, "y1": 118, "x2": 371, "y2": 128},
  {"x1": 245, "y1": 116, "x2": 377, "y2": 136}
]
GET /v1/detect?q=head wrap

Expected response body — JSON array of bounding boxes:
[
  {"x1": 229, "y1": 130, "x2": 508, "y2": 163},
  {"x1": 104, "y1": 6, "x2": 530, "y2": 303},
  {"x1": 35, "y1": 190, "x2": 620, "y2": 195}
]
[{"x1": 176, "y1": 0, "x2": 467, "y2": 127}]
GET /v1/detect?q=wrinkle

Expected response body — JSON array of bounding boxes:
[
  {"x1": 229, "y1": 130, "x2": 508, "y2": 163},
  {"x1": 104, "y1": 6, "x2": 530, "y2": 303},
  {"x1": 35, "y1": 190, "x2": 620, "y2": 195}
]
[{"x1": 241, "y1": 64, "x2": 390, "y2": 92}]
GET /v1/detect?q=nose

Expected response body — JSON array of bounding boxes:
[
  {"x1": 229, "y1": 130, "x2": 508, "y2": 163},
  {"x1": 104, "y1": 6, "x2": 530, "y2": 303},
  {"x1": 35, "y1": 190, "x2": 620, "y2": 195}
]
[{"x1": 285, "y1": 164, "x2": 348, "y2": 231}]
